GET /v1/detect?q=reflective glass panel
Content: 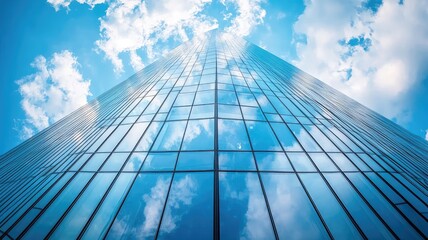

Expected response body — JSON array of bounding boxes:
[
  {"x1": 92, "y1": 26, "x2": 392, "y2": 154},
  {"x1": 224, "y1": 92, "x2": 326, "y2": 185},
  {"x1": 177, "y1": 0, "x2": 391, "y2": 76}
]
[
  {"x1": 151, "y1": 121, "x2": 187, "y2": 151},
  {"x1": 141, "y1": 152, "x2": 177, "y2": 171},
  {"x1": 176, "y1": 151, "x2": 213, "y2": 170},
  {"x1": 182, "y1": 119, "x2": 214, "y2": 150},
  {"x1": 255, "y1": 152, "x2": 293, "y2": 171},
  {"x1": 218, "y1": 119, "x2": 251, "y2": 150},
  {"x1": 218, "y1": 152, "x2": 256, "y2": 170},
  {"x1": 246, "y1": 121, "x2": 281, "y2": 150}
]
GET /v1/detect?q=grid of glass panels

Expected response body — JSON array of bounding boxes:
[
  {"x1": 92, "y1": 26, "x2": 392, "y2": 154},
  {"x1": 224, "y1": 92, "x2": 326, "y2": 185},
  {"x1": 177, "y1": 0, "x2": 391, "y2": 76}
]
[{"x1": 0, "y1": 30, "x2": 427, "y2": 239}]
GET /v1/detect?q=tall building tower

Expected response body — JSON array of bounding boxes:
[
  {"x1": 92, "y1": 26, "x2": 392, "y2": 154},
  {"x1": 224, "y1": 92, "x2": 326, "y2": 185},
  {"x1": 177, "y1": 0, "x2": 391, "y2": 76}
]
[{"x1": 1, "y1": 30, "x2": 427, "y2": 239}]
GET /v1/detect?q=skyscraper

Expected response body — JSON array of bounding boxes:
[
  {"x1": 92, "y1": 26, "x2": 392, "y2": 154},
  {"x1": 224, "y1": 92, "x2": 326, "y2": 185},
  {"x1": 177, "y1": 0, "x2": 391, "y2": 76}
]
[{"x1": 1, "y1": 30, "x2": 427, "y2": 239}]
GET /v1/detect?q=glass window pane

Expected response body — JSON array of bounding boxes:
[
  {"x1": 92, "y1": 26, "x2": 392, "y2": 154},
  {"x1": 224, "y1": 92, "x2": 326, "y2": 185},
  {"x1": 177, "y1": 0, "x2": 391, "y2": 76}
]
[
  {"x1": 107, "y1": 173, "x2": 172, "y2": 239},
  {"x1": 23, "y1": 173, "x2": 94, "y2": 239},
  {"x1": 288, "y1": 124, "x2": 322, "y2": 152},
  {"x1": 116, "y1": 122, "x2": 149, "y2": 152},
  {"x1": 82, "y1": 153, "x2": 109, "y2": 171},
  {"x1": 123, "y1": 152, "x2": 147, "y2": 171},
  {"x1": 152, "y1": 121, "x2": 187, "y2": 151},
  {"x1": 51, "y1": 173, "x2": 116, "y2": 239},
  {"x1": 241, "y1": 106, "x2": 265, "y2": 121},
  {"x1": 218, "y1": 119, "x2": 251, "y2": 150},
  {"x1": 141, "y1": 152, "x2": 177, "y2": 171},
  {"x1": 246, "y1": 121, "x2": 281, "y2": 151},
  {"x1": 271, "y1": 123, "x2": 303, "y2": 151},
  {"x1": 324, "y1": 173, "x2": 394, "y2": 239},
  {"x1": 346, "y1": 153, "x2": 371, "y2": 171},
  {"x1": 82, "y1": 173, "x2": 136, "y2": 239},
  {"x1": 194, "y1": 90, "x2": 215, "y2": 105},
  {"x1": 182, "y1": 119, "x2": 214, "y2": 150},
  {"x1": 261, "y1": 173, "x2": 330, "y2": 239},
  {"x1": 218, "y1": 90, "x2": 238, "y2": 105},
  {"x1": 101, "y1": 152, "x2": 129, "y2": 171},
  {"x1": 158, "y1": 172, "x2": 213, "y2": 239},
  {"x1": 287, "y1": 152, "x2": 317, "y2": 172},
  {"x1": 99, "y1": 125, "x2": 132, "y2": 152},
  {"x1": 218, "y1": 152, "x2": 256, "y2": 170},
  {"x1": 190, "y1": 104, "x2": 214, "y2": 119},
  {"x1": 174, "y1": 92, "x2": 195, "y2": 106},
  {"x1": 255, "y1": 152, "x2": 293, "y2": 171},
  {"x1": 135, "y1": 122, "x2": 162, "y2": 151},
  {"x1": 309, "y1": 153, "x2": 338, "y2": 172},
  {"x1": 218, "y1": 104, "x2": 242, "y2": 119},
  {"x1": 220, "y1": 172, "x2": 275, "y2": 239},
  {"x1": 237, "y1": 93, "x2": 258, "y2": 106},
  {"x1": 346, "y1": 173, "x2": 421, "y2": 239},
  {"x1": 167, "y1": 106, "x2": 191, "y2": 120},
  {"x1": 328, "y1": 153, "x2": 358, "y2": 171},
  {"x1": 299, "y1": 173, "x2": 362, "y2": 239},
  {"x1": 176, "y1": 151, "x2": 214, "y2": 170}
]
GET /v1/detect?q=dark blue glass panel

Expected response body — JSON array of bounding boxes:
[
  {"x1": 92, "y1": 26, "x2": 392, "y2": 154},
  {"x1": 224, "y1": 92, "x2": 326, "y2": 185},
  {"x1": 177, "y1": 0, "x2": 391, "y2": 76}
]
[
  {"x1": 255, "y1": 152, "x2": 293, "y2": 171},
  {"x1": 300, "y1": 173, "x2": 362, "y2": 239},
  {"x1": 324, "y1": 173, "x2": 394, "y2": 239},
  {"x1": 346, "y1": 172, "x2": 421, "y2": 238},
  {"x1": 219, "y1": 172, "x2": 275, "y2": 239},
  {"x1": 23, "y1": 173, "x2": 93, "y2": 239},
  {"x1": 158, "y1": 172, "x2": 213, "y2": 239},
  {"x1": 261, "y1": 173, "x2": 330, "y2": 239},
  {"x1": 218, "y1": 119, "x2": 251, "y2": 150},
  {"x1": 245, "y1": 121, "x2": 281, "y2": 151},
  {"x1": 107, "y1": 173, "x2": 172, "y2": 239},
  {"x1": 51, "y1": 173, "x2": 116, "y2": 239},
  {"x1": 82, "y1": 173, "x2": 136, "y2": 239}
]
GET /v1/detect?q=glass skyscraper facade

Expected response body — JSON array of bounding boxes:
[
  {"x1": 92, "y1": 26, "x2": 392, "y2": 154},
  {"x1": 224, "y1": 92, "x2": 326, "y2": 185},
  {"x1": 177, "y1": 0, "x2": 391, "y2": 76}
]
[{"x1": 1, "y1": 30, "x2": 427, "y2": 239}]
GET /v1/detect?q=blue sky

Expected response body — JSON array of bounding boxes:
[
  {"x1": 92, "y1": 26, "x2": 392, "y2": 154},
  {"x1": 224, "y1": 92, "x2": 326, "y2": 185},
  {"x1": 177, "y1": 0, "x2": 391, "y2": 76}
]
[{"x1": 1, "y1": 0, "x2": 427, "y2": 154}]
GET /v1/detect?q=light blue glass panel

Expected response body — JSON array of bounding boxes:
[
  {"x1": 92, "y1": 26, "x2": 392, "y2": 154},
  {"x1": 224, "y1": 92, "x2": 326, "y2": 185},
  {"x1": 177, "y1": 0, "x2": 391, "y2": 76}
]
[
  {"x1": 288, "y1": 124, "x2": 322, "y2": 152},
  {"x1": 82, "y1": 173, "x2": 136, "y2": 240},
  {"x1": 99, "y1": 125, "x2": 132, "y2": 152},
  {"x1": 151, "y1": 121, "x2": 187, "y2": 151},
  {"x1": 304, "y1": 125, "x2": 339, "y2": 152},
  {"x1": 190, "y1": 104, "x2": 214, "y2": 119},
  {"x1": 324, "y1": 173, "x2": 395, "y2": 239},
  {"x1": 123, "y1": 152, "x2": 147, "y2": 171},
  {"x1": 346, "y1": 154, "x2": 371, "y2": 171},
  {"x1": 287, "y1": 152, "x2": 316, "y2": 172},
  {"x1": 176, "y1": 151, "x2": 213, "y2": 170},
  {"x1": 270, "y1": 122, "x2": 303, "y2": 151},
  {"x1": 101, "y1": 152, "x2": 129, "y2": 171},
  {"x1": 158, "y1": 172, "x2": 213, "y2": 239},
  {"x1": 309, "y1": 153, "x2": 338, "y2": 171},
  {"x1": 218, "y1": 152, "x2": 256, "y2": 170},
  {"x1": 51, "y1": 173, "x2": 116, "y2": 239},
  {"x1": 141, "y1": 152, "x2": 177, "y2": 171},
  {"x1": 194, "y1": 90, "x2": 215, "y2": 104},
  {"x1": 218, "y1": 104, "x2": 242, "y2": 119},
  {"x1": 300, "y1": 173, "x2": 362, "y2": 239},
  {"x1": 255, "y1": 152, "x2": 293, "y2": 171},
  {"x1": 82, "y1": 153, "x2": 109, "y2": 171},
  {"x1": 220, "y1": 172, "x2": 275, "y2": 239},
  {"x1": 182, "y1": 119, "x2": 214, "y2": 150},
  {"x1": 218, "y1": 119, "x2": 251, "y2": 150},
  {"x1": 167, "y1": 106, "x2": 191, "y2": 120},
  {"x1": 174, "y1": 92, "x2": 195, "y2": 106},
  {"x1": 115, "y1": 122, "x2": 149, "y2": 152},
  {"x1": 107, "y1": 173, "x2": 172, "y2": 239},
  {"x1": 241, "y1": 106, "x2": 265, "y2": 120},
  {"x1": 261, "y1": 173, "x2": 330, "y2": 239},
  {"x1": 135, "y1": 122, "x2": 161, "y2": 151},
  {"x1": 23, "y1": 173, "x2": 93, "y2": 239},
  {"x1": 346, "y1": 172, "x2": 421, "y2": 239},
  {"x1": 245, "y1": 121, "x2": 281, "y2": 151},
  {"x1": 218, "y1": 90, "x2": 238, "y2": 105},
  {"x1": 237, "y1": 93, "x2": 258, "y2": 106},
  {"x1": 328, "y1": 153, "x2": 358, "y2": 171}
]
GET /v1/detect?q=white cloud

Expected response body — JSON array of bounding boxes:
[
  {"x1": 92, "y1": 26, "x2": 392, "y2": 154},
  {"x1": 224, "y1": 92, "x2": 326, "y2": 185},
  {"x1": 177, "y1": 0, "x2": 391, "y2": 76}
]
[
  {"x1": 48, "y1": 0, "x2": 266, "y2": 73},
  {"x1": 293, "y1": 0, "x2": 428, "y2": 123},
  {"x1": 425, "y1": 130, "x2": 428, "y2": 141},
  {"x1": 223, "y1": 0, "x2": 266, "y2": 36},
  {"x1": 17, "y1": 50, "x2": 91, "y2": 139},
  {"x1": 47, "y1": 0, "x2": 106, "y2": 11}
]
